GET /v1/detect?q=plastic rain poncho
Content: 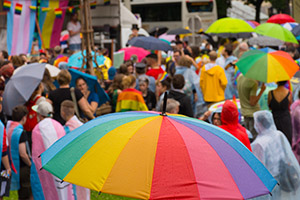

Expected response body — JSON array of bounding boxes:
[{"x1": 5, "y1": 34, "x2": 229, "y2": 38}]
[{"x1": 250, "y1": 110, "x2": 300, "y2": 200}]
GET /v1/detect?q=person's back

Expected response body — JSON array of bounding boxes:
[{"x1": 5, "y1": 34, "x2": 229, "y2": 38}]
[
  {"x1": 252, "y1": 110, "x2": 300, "y2": 199},
  {"x1": 168, "y1": 74, "x2": 193, "y2": 117},
  {"x1": 116, "y1": 75, "x2": 148, "y2": 112},
  {"x1": 31, "y1": 102, "x2": 74, "y2": 200},
  {"x1": 200, "y1": 51, "x2": 227, "y2": 103}
]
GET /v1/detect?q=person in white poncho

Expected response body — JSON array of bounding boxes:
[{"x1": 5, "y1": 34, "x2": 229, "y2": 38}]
[{"x1": 251, "y1": 110, "x2": 300, "y2": 200}]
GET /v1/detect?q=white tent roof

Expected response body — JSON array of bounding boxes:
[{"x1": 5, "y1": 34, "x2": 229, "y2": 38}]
[{"x1": 227, "y1": 1, "x2": 269, "y2": 22}]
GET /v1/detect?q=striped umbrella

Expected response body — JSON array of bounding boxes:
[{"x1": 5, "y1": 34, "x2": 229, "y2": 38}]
[
  {"x1": 236, "y1": 50, "x2": 299, "y2": 83},
  {"x1": 41, "y1": 110, "x2": 277, "y2": 199}
]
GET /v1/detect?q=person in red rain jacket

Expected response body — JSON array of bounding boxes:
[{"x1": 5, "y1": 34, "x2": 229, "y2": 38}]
[{"x1": 219, "y1": 100, "x2": 252, "y2": 151}]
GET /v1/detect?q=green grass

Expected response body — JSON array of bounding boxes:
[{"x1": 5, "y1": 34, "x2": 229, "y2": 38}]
[{"x1": 4, "y1": 190, "x2": 137, "y2": 200}]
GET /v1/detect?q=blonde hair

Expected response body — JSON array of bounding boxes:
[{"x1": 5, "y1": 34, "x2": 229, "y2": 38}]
[
  {"x1": 177, "y1": 56, "x2": 192, "y2": 68},
  {"x1": 122, "y1": 75, "x2": 136, "y2": 89},
  {"x1": 160, "y1": 98, "x2": 180, "y2": 113},
  {"x1": 57, "y1": 70, "x2": 71, "y2": 86}
]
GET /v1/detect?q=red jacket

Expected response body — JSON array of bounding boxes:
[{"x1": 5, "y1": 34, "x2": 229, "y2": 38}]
[{"x1": 219, "y1": 100, "x2": 252, "y2": 151}]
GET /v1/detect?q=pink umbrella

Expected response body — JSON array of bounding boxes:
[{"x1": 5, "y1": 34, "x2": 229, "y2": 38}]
[
  {"x1": 118, "y1": 47, "x2": 150, "y2": 62},
  {"x1": 246, "y1": 20, "x2": 260, "y2": 29},
  {"x1": 159, "y1": 33, "x2": 176, "y2": 42}
]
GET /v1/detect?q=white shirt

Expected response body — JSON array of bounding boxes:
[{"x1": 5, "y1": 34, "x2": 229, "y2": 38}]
[{"x1": 67, "y1": 21, "x2": 81, "y2": 45}]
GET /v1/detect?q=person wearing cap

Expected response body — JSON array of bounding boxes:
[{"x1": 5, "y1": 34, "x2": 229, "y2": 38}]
[
  {"x1": 31, "y1": 101, "x2": 74, "y2": 200},
  {"x1": 135, "y1": 62, "x2": 155, "y2": 93},
  {"x1": 145, "y1": 54, "x2": 165, "y2": 80}
]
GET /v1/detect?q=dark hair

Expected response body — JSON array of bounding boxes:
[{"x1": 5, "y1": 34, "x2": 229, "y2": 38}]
[
  {"x1": 173, "y1": 50, "x2": 182, "y2": 56},
  {"x1": 161, "y1": 76, "x2": 172, "y2": 90},
  {"x1": 1, "y1": 50, "x2": 8, "y2": 59},
  {"x1": 75, "y1": 77, "x2": 87, "y2": 85},
  {"x1": 277, "y1": 81, "x2": 287, "y2": 86},
  {"x1": 146, "y1": 53, "x2": 158, "y2": 60},
  {"x1": 166, "y1": 61, "x2": 176, "y2": 77},
  {"x1": 224, "y1": 44, "x2": 233, "y2": 56},
  {"x1": 118, "y1": 64, "x2": 129, "y2": 75},
  {"x1": 286, "y1": 45, "x2": 296, "y2": 53},
  {"x1": 136, "y1": 67, "x2": 146, "y2": 74},
  {"x1": 172, "y1": 74, "x2": 185, "y2": 89},
  {"x1": 191, "y1": 46, "x2": 200, "y2": 59},
  {"x1": 12, "y1": 105, "x2": 28, "y2": 122},
  {"x1": 40, "y1": 52, "x2": 47, "y2": 57}
]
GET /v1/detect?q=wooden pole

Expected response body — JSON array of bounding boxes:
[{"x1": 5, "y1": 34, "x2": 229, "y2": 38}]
[{"x1": 81, "y1": 0, "x2": 95, "y2": 75}]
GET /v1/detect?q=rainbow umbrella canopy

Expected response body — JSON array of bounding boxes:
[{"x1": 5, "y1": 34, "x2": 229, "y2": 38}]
[
  {"x1": 205, "y1": 17, "x2": 254, "y2": 38},
  {"x1": 255, "y1": 23, "x2": 298, "y2": 44},
  {"x1": 41, "y1": 110, "x2": 277, "y2": 199},
  {"x1": 236, "y1": 49, "x2": 299, "y2": 83}
]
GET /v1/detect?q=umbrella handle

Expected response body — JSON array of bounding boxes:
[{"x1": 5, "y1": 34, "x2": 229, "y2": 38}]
[{"x1": 161, "y1": 92, "x2": 168, "y2": 116}]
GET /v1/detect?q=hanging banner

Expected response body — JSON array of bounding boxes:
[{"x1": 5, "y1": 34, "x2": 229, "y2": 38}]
[
  {"x1": 39, "y1": 0, "x2": 69, "y2": 49},
  {"x1": 7, "y1": 0, "x2": 37, "y2": 55}
]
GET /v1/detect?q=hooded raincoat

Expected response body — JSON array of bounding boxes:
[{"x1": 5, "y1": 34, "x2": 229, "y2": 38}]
[
  {"x1": 219, "y1": 100, "x2": 252, "y2": 151},
  {"x1": 200, "y1": 63, "x2": 227, "y2": 102},
  {"x1": 291, "y1": 100, "x2": 300, "y2": 165},
  {"x1": 251, "y1": 110, "x2": 300, "y2": 200}
]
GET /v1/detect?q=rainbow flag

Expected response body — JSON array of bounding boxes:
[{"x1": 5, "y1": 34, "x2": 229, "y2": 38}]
[
  {"x1": 68, "y1": 6, "x2": 74, "y2": 13},
  {"x1": 90, "y1": 1, "x2": 97, "y2": 9},
  {"x1": 15, "y1": 3, "x2": 22, "y2": 15},
  {"x1": 41, "y1": 7, "x2": 50, "y2": 12},
  {"x1": 104, "y1": 0, "x2": 110, "y2": 6},
  {"x1": 54, "y1": 8, "x2": 62, "y2": 18},
  {"x1": 159, "y1": 72, "x2": 168, "y2": 81},
  {"x1": 3, "y1": 0, "x2": 11, "y2": 11},
  {"x1": 116, "y1": 89, "x2": 148, "y2": 112},
  {"x1": 29, "y1": 5, "x2": 37, "y2": 11}
]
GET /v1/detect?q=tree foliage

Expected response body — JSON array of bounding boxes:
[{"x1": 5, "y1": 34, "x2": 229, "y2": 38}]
[{"x1": 216, "y1": 0, "x2": 231, "y2": 19}]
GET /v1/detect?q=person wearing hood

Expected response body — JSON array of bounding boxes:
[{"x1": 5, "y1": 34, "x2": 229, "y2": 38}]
[
  {"x1": 219, "y1": 100, "x2": 252, "y2": 151},
  {"x1": 200, "y1": 51, "x2": 227, "y2": 104},
  {"x1": 251, "y1": 110, "x2": 300, "y2": 200}
]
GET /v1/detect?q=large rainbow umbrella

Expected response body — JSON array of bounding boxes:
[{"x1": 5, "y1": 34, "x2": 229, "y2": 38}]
[
  {"x1": 236, "y1": 49, "x2": 299, "y2": 83},
  {"x1": 41, "y1": 111, "x2": 277, "y2": 199}
]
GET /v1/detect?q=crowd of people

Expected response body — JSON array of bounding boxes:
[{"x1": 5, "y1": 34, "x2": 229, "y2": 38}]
[{"x1": 0, "y1": 29, "x2": 300, "y2": 199}]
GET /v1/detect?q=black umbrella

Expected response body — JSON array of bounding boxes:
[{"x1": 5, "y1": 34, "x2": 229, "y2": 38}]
[
  {"x1": 167, "y1": 28, "x2": 191, "y2": 35},
  {"x1": 148, "y1": 26, "x2": 168, "y2": 37}
]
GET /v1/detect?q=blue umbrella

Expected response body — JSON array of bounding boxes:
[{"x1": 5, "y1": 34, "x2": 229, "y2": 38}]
[
  {"x1": 128, "y1": 36, "x2": 173, "y2": 51},
  {"x1": 68, "y1": 68, "x2": 110, "y2": 106},
  {"x1": 259, "y1": 47, "x2": 276, "y2": 53},
  {"x1": 67, "y1": 50, "x2": 105, "y2": 68},
  {"x1": 3, "y1": 63, "x2": 46, "y2": 116}
]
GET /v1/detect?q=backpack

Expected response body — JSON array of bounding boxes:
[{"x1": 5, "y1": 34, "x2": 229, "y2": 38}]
[
  {"x1": 278, "y1": 159, "x2": 300, "y2": 192},
  {"x1": 23, "y1": 96, "x2": 41, "y2": 132}
]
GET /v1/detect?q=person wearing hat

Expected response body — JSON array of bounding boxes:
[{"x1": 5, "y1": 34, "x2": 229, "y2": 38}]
[
  {"x1": 31, "y1": 101, "x2": 74, "y2": 199},
  {"x1": 135, "y1": 62, "x2": 155, "y2": 93},
  {"x1": 128, "y1": 24, "x2": 139, "y2": 41},
  {"x1": 145, "y1": 54, "x2": 165, "y2": 80}
]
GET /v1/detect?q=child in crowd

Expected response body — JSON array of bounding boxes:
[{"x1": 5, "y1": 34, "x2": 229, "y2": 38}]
[
  {"x1": 7, "y1": 106, "x2": 32, "y2": 200},
  {"x1": 60, "y1": 100, "x2": 90, "y2": 200},
  {"x1": 138, "y1": 77, "x2": 156, "y2": 111}
]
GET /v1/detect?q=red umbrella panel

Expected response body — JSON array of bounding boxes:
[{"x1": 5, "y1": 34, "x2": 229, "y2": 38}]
[{"x1": 267, "y1": 14, "x2": 295, "y2": 24}]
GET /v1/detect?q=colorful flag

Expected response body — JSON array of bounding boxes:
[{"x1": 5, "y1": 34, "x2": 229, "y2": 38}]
[
  {"x1": 41, "y1": 7, "x2": 50, "y2": 12},
  {"x1": 68, "y1": 6, "x2": 74, "y2": 13},
  {"x1": 90, "y1": 1, "x2": 97, "y2": 9},
  {"x1": 54, "y1": 8, "x2": 62, "y2": 18},
  {"x1": 104, "y1": 0, "x2": 110, "y2": 6},
  {"x1": 15, "y1": 3, "x2": 22, "y2": 15},
  {"x1": 3, "y1": 0, "x2": 11, "y2": 11},
  {"x1": 29, "y1": 5, "x2": 37, "y2": 11}
]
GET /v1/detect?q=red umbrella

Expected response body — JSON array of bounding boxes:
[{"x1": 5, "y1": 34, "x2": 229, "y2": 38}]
[
  {"x1": 118, "y1": 46, "x2": 150, "y2": 62},
  {"x1": 267, "y1": 14, "x2": 295, "y2": 24}
]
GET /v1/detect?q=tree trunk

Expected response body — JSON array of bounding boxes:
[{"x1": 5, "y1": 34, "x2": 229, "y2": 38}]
[
  {"x1": 255, "y1": 0, "x2": 263, "y2": 23},
  {"x1": 284, "y1": 0, "x2": 291, "y2": 14}
]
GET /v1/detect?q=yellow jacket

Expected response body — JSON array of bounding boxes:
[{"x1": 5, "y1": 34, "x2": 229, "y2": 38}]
[{"x1": 200, "y1": 63, "x2": 227, "y2": 102}]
